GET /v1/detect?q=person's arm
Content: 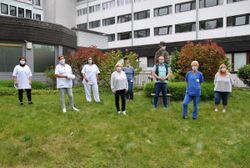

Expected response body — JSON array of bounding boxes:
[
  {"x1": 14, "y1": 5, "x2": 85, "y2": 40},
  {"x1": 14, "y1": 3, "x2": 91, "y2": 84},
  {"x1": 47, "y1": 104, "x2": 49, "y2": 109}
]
[
  {"x1": 29, "y1": 67, "x2": 32, "y2": 86},
  {"x1": 96, "y1": 65, "x2": 100, "y2": 82},
  {"x1": 12, "y1": 66, "x2": 18, "y2": 86},
  {"x1": 110, "y1": 73, "x2": 115, "y2": 93},
  {"x1": 55, "y1": 66, "x2": 67, "y2": 78},
  {"x1": 200, "y1": 73, "x2": 204, "y2": 84},
  {"x1": 185, "y1": 72, "x2": 189, "y2": 83}
]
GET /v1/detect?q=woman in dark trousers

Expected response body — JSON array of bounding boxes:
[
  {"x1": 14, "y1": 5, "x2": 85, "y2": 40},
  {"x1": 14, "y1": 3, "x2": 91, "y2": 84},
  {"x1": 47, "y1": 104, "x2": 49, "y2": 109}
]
[
  {"x1": 12, "y1": 57, "x2": 33, "y2": 105},
  {"x1": 111, "y1": 63, "x2": 128, "y2": 115}
]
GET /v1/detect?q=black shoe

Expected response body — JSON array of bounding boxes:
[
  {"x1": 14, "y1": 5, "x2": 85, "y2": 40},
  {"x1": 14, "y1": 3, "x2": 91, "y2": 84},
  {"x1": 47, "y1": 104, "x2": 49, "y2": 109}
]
[
  {"x1": 28, "y1": 101, "x2": 33, "y2": 104},
  {"x1": 192, "y1": 117, "x2": 197, "y2": 120},
  {"x1": 182, "y1": 116, "x2": 188, "y2": 119},
  {"x1": 20, "y1": 102, "x2": 23, "y2": 105}
]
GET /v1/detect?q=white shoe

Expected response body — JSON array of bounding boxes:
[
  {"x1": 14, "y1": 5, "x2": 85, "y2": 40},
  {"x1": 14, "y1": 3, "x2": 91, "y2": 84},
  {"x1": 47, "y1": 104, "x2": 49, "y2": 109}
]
[
  {"x1": 122, "y1": 111, "x2": 127, "y2": 115},
  {"x1": 215, "y1": 108, "x2": 218, "y2": 112},
  {"x1": 222, "y1": 109, "x2": 226, "y2": 113},
  {"x1": 63, "y1": 108, "x2": 67, "y2": 113},
  {"x1": 117, "y1": 111, "x2": 121, "y2": 114},
  {"x1": 72, "y1": 107, "x2": 79, "y2": 112}
]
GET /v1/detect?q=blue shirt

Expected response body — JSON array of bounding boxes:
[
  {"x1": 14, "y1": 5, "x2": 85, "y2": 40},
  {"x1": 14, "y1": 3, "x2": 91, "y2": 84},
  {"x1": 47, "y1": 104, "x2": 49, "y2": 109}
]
[
  {"x1": 123, "y1": 66, "x2": 135, "y2": 81},
  {"x1": 153, "y1": 64, "x2": 169, "y2": 83},
  {"x1": 185, "y1": 71, "x2": 204, "y2": 96}
]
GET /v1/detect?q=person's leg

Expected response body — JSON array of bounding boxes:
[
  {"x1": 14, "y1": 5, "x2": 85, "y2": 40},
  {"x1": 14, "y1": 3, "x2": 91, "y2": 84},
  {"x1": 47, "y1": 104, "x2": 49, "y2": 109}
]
[
  {"x1": 18, "y1": 89, "x2": 23, "y2": 104},
  {"x1": 214, "y1": 91, "x2": 220, "y2": 111},
  {"x1": 66, "y1": 88, "x2": 74, "y2": 108},
  {"x1": 126, "y1": 81, "x2": 130, "y2": 99},
  {"x1": 59, "y1": 88, "x2": 66, "y2": 111},
  {"x1": 222, "y1": 92, "x2": 229, "y2": 112},
  {"x1": 130, "y1": 82, "x2": 134, "y2": 100},
  {"x1": 192, "y1": 96, "x2": 200, "y2": 119},
  {"x1": 84, "y1": 83, "x2": 92, "y2": 102},
  {"x1": 25, "y1": 89, "x2": 32, "y2": 104},
  {"x1": 93, "y1": 83, "x2": 101, "y2": 102},
  {"x1": 121, "y1": 89, "x2": 126, "y2": 112},
  {"x1": 161, "y1": 83, "x2": 168, "y2": 108},
  {"x1": 182, "y1": 94, "x2": 192, "y2": 118},
  {"x1": 153, "y1": 83, "x2": 160, "y2": 108},
  {"x1": 115, "y1": 91, "x2": 120, "y2": 112}
]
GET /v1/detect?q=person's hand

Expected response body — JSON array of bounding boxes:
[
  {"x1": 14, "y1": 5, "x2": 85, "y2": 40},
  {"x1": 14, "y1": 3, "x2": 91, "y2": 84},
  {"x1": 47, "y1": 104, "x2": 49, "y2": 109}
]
[
  {"x1": 29, "y1": 81, "x2": 32, "y2": 86},
  {"x1": 125, "y1": 89, "x2": 128, "y2": 92},
  {"x1": 112, "y1": 89, "x2": 116, "y2": 93},
  {"x1": 85, "y1": 78, "x2": 88, "y2": 83}
]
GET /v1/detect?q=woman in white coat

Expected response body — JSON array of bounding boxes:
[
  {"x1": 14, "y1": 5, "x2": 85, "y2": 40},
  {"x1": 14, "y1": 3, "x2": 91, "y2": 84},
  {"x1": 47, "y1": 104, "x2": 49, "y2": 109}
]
[{"x1": 12, "y1": 57, "x2": 33, "y2": 105}]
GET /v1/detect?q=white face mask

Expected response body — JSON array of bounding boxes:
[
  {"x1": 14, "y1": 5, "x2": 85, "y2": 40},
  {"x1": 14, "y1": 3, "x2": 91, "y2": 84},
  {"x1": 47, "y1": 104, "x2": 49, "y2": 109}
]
[
  {"x1": 116, "y1": 67, "x2": 122, "y2": 72},
  {"x1": 221, "y1": 68, "x2": 226, "y2": 72},
  {"x1": 192, "y1": 66, "x2": 198, "y2": 71},
  {"x1": 20, "y1": 60, "x2": 26, "y2": 65},
  {"x1": 59, "y1": 59, "x2": 65, "y2": 65},
  {"x1": 161, "y1": 46, "x2": 166, "y2": 50},
  {"x1": 88, "y1": 60, "x2": 93, "y2": 64},
  {"x1": 159, "y1": 59, "x2": 164, "y2": 64}
]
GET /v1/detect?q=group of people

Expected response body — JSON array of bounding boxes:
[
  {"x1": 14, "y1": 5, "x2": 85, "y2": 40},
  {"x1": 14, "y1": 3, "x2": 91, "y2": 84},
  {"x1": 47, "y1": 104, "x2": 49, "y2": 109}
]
[{"x1": 12, "y1": 42, "x2": 233, "y2": 119}]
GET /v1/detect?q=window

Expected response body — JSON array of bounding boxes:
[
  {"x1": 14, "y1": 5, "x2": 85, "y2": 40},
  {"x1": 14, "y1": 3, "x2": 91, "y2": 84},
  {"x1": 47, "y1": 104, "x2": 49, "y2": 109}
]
[
  {"x1": 102, "y1": 17, "x2": 115, "y2": 26},
  {"x1": 175, "y1": 22, "x2": 196, "y2": 33},
  {"x1": 227, "y1": 14, "x2": 250, "y2": 27},
  {"x1": 200, "y1": 18, "x2": 223, "y2": 30},
  {"x1": 10, "y1": 6, "x2": 16, "y2": 16},
  {"x1": 147, "y1": 57, "x2": 154, "y2": 67},
  {"x1": 154, "y1": 26, "x2": 172, "y2": 36},
  {"x1": 89, "y1": 20, "x2": 100, "y2": 29},
  {"x1": 154, "y1": 5, "x2": 172, "y2": 17},
  {"x1": 118, "y1": 31, "x2": 132, "y2": 40},
  {"x1": 134, "y1": 10, "x2": 150, "y2": 20},
  {"x1": 102, "y1": 0, "x2": 115, "y2": 10},
  {"x1": 18, "y1": 8, "x2": 24, "y2": 18},
  {"x1": 33, "y1": 44, "x2": 55, "y2": 73},
  {"x1": 175, "y1": 1, "x2": 196, "y2": 13},
  {"x1": 134, "y1": 29, "x2": 150, "y2": 38},
  {"x1": 199, "y1": 0, "x2": 223, "y2": 8},
  {"x1": 89, "y1": 4, "x2": 100, "y2": 13},
  {"x1": 0, "y1": 43, "x2": 22, "y2": 72},
  {"x1": 33, "y1": 0, "x2": 41, "y2": 6},
  {"x1": 77, "y1": 23, "x2": 87, "y2": 29},
  {"x1": 227, "y1": 0, "x2": 246, "y2": 3},
  {"x1": 108, "y1": 34, "x2": 115, "y2": 42},
  {"x1": 1, "y1": 3, "x2": 8, "y2": 15},
  {"x1": 35, "y1": 14, "x2": 41, "y2": 21},
  {"x1": 117, "y1": 0, "x2": 132, "y2": 6},
  {"x1": 234, "y1": 53, "x2": 247, "y2": 71},
  {"x1": 117, "y1": 14, "x2": 131, "y2": 23},
  {"x1": 26, "y1": 9, "x2": 32, "y2": 19}
]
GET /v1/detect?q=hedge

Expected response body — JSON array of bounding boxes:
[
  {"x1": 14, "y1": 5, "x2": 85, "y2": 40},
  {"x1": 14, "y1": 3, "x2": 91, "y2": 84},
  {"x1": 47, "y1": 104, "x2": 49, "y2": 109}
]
[
  {"x1": 144, "y1": 82, "x2": 214, "y2": 101},
  {"x1": 0, "y1": 80, "x2": 49, "y2": 89}
]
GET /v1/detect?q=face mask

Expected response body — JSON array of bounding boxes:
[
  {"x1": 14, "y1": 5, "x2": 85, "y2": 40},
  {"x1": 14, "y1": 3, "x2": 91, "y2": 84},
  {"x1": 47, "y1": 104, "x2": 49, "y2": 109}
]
[
  {"x1": 88, "y1": 60, "x2": 93, "y2": 64},
  {"x1": 221, "y1": 68, "x2": 226, "y2": 72},
  {"x1": 159, "y1": 60, "x2": 164, "y2": 64},
  {"x1": 20, "y1": 60, "x2": 26, "y2": 65},
  {"x1": 161, "y1": 46, "x2": 166, "y2": 50},
  {"x1": 59, "y1": 59, "x2": 65, "y2": 65},
  {"x1": 116, "y1": 67, "x2": 122, "y2": 72},
  {"x1": 192, "y1": 66, "x2": 198, "y2": 71}
]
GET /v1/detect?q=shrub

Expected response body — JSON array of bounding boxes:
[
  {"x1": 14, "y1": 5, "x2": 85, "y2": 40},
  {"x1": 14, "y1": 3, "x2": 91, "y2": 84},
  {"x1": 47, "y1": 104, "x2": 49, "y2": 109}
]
[
  {"x1": 45, "y1": 66, "x2": 56, "y2": 88},
  {"x1": 0, "y1": 80, "x2": 48, "y2": 89},
  {"x1": 144, "y1": 81, "x2": 214, "y2": 101},
  {"x1": 178, "y1": 41, "x2": 227, "y2": 81},
  {"x1": 238, "y1": 64, "x2": 250, "y2": 87}
]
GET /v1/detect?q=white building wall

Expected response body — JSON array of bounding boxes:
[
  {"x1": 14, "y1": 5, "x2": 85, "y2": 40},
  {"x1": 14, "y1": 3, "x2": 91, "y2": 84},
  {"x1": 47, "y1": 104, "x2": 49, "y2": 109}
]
[{"x1": 77, "y1": 31, "x2": 108, "y2": 49}]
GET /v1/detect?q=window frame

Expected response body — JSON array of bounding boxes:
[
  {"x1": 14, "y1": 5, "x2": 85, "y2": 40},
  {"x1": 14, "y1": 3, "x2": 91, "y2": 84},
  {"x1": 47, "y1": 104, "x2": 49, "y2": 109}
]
[{"x1": 1, "y1": 3, "x2": 8, "y2": 15}]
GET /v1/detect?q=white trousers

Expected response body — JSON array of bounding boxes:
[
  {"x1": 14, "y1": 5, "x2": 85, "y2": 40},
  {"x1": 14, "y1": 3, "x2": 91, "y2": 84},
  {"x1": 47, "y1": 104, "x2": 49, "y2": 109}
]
[{"x1": 83, "y1": 83, "x2": 100, "y2": 102}]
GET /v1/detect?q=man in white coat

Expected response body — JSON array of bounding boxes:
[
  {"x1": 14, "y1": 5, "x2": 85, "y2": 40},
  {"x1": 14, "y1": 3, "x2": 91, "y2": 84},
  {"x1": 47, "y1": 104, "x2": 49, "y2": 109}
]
[
  {"x1": 55, "y1": 56, "x2": 79, "y2": 113},
  {"x1": 81, "y1": 57, "x2": 101, "y2": 103}
]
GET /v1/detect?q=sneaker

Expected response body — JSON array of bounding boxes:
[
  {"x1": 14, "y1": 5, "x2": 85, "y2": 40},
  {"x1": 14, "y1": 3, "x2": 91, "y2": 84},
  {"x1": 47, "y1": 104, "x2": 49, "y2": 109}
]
[
  {"x1": 63, "y1": 108, "x2": 67, "y2": 113},
  {"x1": 122, "y1": 111, "x2": 127, "y2": 115},
  {"x1": 182, "y1": 116, "x2": 188, "y2": 119},
  {"x1": 222, "y1": 109, "x2": 226, "y2": 113},
  {"x1": 20, "y1": 102, "x2": 23, "y2": 106},
  {"x1": 117, "y1": 111, "x2": 121, "y2": 114},
  {"x1": 192, "y1": 117, "x2": 197, "y2": 120},
  {"x1": 28, "y1": 101, "x2": 33, "y2": 105},
  {"x1": 215, "y1": 108, "x2": 218, "y2": 112},
  {"x1": 72, "y1": 107, "x2": 79, "y2": 112}
]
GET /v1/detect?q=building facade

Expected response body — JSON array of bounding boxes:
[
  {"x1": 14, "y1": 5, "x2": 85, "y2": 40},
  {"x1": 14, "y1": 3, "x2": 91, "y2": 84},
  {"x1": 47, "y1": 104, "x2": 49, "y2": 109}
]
[{"x1": 76, "y1": 0, "x2": 250, "y2": 71}]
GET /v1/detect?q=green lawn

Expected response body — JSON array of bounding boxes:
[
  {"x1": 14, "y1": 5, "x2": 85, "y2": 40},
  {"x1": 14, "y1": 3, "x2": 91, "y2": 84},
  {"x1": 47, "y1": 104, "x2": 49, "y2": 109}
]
[{"x1": 0, "y1": 88, "x2": 249, "y2": 168}]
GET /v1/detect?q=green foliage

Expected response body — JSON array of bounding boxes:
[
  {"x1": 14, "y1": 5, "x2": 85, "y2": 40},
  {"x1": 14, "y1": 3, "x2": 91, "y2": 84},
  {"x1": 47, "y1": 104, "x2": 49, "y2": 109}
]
[
  {"x1": 0, "y1": 80, "x2": 48, "y2": 89},
  {"x1": 238, "y1": 64, "x2": 250, "y2": 87},
  {"x1": 144, "y1": 81, "x2": 214, "y2": 100},
  {"x1": 169, "y1": 49, "x2": 185, "y2": 81},
  {"x1": 45, "y1": 66, "x2": 56, "y2": 88}
]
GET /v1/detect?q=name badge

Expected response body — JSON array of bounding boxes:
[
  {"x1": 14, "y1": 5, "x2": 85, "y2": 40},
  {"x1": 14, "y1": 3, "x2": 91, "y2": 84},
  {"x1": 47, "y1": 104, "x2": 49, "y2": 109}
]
[{"x1": 196, "y1": 79, "x2": 200, "y2": 83}]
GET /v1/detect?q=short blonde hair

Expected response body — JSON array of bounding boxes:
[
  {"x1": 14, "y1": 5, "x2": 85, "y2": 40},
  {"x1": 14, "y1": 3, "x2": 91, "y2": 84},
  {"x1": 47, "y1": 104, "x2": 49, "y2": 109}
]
[
  {"x1": 191, "y1": 61, "x2": 199, "y2": 66},
  {"x1": 115, "y1": 63, "x2": 123, "y2": 68}
]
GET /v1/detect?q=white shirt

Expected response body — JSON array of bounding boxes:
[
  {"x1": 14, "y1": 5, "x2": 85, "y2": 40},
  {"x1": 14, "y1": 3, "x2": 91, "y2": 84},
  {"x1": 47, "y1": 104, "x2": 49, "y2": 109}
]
[
  {"x1": 214, "y1": 73, "x2": 233, "y2": 92},
  {"x1": 111, "y1": 71, "x2": 128, "y2": 91},
  {"x1": 55, "y1": 64, "x2": 73, "y2": 89},
  {"x1": 12, "y1": 65, "x2": 32, "y2": 89},
  {"x1": 81, "y1": 64, "x2": 100, "y2": 85}
]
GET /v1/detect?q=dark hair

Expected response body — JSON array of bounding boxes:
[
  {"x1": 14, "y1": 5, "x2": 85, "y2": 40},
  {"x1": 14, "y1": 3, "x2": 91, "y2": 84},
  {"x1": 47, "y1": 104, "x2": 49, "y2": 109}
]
[
  {"x1": 19, "y1": 56, "x2": 26, "y2": 61},
  {"x1": 58, "y1": 55, "x2": 65, "y2": 60}
]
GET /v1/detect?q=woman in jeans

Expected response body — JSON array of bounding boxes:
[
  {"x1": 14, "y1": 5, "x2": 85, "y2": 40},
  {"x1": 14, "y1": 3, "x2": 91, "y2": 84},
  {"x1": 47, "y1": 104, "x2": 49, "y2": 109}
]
[
  {"x1": 111, "y1": 63, "x2": 128, "y2": 115},
  {"x1": 214, "y1": 64, "x2": 233, "y2": 113}
]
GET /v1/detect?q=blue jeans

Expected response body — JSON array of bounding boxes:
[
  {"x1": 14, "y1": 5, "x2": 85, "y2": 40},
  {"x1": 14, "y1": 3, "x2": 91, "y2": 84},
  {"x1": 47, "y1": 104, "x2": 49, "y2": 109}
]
[
  {"x1": 126, "y1": 80, "x2": 134, "y2": 100},
  {"x1": 182, "y1": 93, "x2": 200, "y2": 119},
  {"x1": 153, "y1": 83, "x2": 167, "y2": 108},
  {"x1": 214, "y1": 91, "x2": 229, "y2": 106}
]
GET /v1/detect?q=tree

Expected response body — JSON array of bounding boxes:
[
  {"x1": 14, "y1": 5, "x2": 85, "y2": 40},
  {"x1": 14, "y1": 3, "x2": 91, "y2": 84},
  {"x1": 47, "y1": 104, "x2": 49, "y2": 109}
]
[{"x1": 177, "y1": 41, "x2": 227, "y2": 81}]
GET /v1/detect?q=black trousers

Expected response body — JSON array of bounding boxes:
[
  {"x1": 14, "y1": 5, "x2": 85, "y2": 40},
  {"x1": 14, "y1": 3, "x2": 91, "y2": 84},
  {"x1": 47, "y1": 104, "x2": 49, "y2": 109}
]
[
  {"x1": 115, "y1": 89, "x2": 126, "y2": 112},
  {"x1": 18, "y1": 89, "x2": 32, "y2": 103}
]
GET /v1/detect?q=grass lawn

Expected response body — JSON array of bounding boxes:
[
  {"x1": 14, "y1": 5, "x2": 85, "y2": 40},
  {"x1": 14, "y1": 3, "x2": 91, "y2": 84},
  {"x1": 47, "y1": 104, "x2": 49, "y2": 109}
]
[{"x1": 0, "y1": 88, "x2": 249, "y2": 168}]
